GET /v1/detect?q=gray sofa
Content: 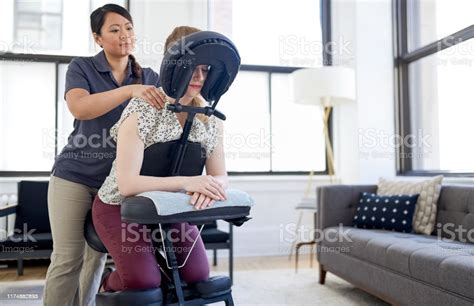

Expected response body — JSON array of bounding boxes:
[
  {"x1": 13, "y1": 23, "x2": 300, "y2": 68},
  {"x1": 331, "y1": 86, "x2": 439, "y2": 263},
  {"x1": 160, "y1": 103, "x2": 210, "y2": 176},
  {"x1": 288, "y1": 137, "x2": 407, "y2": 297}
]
[{"x1": 316, "y1": 184, "x2": 474, "y2": 306}]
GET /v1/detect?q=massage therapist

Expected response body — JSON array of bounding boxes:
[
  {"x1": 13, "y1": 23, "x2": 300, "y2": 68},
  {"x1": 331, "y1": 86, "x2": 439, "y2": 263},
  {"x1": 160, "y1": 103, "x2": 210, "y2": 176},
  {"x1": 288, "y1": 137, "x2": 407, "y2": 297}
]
[{"x1": 43, "y1": 4, "x2": 165, "y2": 306}]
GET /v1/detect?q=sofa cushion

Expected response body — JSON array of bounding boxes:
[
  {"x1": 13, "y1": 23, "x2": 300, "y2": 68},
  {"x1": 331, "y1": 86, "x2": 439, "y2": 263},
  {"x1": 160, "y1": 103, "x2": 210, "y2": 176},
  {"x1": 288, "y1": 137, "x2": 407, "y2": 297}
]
[
  {"x1": 409, "y1": 242, "x2": 474, "y2": 293},
  {"x1": 321, "y1": 226, "x2": 474, "y2": 300},
  {"x1": 377, "y1": 175, "x2": 443, "y2": 235},
  {"x1": 435, "y1": 186, "x2": 474, "y2": 243},
  {"x1": 352, "y1": 192, "x2": 419, "y2": 232}
]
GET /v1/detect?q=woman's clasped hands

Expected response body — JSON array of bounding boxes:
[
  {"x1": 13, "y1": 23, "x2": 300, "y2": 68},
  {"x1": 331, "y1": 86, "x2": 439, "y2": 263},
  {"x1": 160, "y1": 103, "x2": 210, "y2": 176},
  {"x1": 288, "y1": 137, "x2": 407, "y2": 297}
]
[{"x1": 183, "y1": 175, "x2": 228, "y2": 210}]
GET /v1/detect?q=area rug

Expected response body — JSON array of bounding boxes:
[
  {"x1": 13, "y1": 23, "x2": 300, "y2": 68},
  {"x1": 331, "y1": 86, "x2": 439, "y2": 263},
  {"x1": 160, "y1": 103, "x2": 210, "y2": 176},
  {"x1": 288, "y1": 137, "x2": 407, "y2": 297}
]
[
  {"x1": 231, "y1": 268, "x2": 388, "y2": 306},
  {"x1": 0, "y1": 269, "x2": 388, "y2": 305}
]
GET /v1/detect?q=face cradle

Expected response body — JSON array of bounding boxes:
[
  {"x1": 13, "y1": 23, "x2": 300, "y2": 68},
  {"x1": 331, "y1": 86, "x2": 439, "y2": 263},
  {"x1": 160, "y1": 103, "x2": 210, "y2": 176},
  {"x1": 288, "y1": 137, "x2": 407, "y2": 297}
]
[
  {"x1": 184, "y1": 65, "x2": 210, "y2": 98},
  {"x1": 94, "y1": 12, "x2": 136, "y2": 57}
]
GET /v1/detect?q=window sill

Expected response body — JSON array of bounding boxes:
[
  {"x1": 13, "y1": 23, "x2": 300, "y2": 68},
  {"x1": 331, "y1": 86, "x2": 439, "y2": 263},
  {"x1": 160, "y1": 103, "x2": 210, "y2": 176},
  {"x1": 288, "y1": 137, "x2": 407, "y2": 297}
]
[
  {"x1": 0, "y1": 177, "x2": 50, "y2": 183},
  {"x1": 395, "y1": 175, "x2": 474, "y2": 186}
]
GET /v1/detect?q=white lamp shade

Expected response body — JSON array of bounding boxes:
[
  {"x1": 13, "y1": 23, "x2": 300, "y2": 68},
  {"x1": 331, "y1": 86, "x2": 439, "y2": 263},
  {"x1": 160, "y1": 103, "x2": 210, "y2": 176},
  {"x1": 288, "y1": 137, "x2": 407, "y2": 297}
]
[{"x1": 291, "y1": 66, "x2": 356, "y2": 106}]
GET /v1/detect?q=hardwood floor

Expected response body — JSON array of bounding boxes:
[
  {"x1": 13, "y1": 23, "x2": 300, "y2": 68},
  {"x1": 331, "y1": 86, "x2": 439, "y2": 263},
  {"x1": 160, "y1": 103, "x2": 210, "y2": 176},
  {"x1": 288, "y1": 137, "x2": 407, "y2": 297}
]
[
  {"x1": 0, "y1": 254, "x2": 318, "y2": 282},
  {"x1": 211, "y1": 254, "x2": 318, "y2": 272}
]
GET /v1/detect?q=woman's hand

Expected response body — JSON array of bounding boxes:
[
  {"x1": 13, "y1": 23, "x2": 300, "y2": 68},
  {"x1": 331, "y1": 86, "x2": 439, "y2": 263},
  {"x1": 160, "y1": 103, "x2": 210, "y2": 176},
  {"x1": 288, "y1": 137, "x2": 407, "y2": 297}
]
[
  {"x1": 186, "y1": 191, "x2": 217, "y2": 210},
  {"x1": 182, "y1": 175, "x2": 227, "y2": 202},
  {"x1": 129, "y1": 85, "x2": 166, "y2": 109}
]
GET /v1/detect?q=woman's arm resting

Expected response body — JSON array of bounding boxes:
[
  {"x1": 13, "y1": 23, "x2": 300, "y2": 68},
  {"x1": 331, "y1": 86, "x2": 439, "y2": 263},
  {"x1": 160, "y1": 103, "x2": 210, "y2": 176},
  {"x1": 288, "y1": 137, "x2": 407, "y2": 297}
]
[
  {"x1": 115, "y1": 113, "x2": 186, "y2": 197},
  {"x1": 205, "y1": 119, "x2": 229, "y2": 189}
]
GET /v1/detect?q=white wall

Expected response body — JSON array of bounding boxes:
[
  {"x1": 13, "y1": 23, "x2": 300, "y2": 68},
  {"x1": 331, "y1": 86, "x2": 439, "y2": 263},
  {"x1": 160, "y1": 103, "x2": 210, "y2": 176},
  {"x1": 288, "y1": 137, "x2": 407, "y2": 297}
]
[
  {"x1": 331, "y1": 0, "x2": 359, "y2": 183},
  {"x1": 332, "y1": 0, "x2": 397, "y2": 184}
]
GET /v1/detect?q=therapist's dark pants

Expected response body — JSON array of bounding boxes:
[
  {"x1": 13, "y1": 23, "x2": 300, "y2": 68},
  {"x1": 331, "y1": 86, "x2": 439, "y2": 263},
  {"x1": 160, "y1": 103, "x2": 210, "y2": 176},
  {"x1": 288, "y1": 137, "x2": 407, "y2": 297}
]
[{"x1": 92, "y1": 195, "x2": 210, "y2": 291}]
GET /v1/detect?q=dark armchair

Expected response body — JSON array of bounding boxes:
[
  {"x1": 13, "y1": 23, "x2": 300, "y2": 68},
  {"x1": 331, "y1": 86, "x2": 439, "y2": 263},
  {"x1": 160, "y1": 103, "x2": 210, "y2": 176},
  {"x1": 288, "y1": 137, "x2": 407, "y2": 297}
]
[{"x1": 0, "y1": 181, "x2": 53, "y2": 275}]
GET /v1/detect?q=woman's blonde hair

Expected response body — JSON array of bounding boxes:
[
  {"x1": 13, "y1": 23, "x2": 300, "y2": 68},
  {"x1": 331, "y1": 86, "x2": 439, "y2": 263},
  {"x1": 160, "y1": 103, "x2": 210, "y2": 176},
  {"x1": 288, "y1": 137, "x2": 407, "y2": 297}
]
[{"x1": 164, "y1": 26, "x2": 209, "y2": 123}]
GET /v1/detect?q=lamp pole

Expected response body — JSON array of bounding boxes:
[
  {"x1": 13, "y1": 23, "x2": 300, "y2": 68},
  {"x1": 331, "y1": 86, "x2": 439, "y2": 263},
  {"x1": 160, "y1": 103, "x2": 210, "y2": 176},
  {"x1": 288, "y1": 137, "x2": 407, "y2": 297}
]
[{"x1": 322, "y1": 97, "x2": 335, "y2": 182}]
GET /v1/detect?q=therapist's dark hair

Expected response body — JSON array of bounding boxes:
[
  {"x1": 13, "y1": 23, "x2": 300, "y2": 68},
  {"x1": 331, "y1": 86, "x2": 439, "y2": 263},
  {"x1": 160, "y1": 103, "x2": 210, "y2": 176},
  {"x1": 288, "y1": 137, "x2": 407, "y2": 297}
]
[{"x1": 90, "y1": 3, "x2": 142, "y2": 84}]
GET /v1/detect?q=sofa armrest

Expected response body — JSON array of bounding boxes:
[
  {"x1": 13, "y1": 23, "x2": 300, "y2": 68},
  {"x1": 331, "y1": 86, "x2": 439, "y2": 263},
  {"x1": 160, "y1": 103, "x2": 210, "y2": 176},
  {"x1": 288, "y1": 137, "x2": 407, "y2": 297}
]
[{"x1": 316, "y1": 185, "x2": 377, "y2": 232}]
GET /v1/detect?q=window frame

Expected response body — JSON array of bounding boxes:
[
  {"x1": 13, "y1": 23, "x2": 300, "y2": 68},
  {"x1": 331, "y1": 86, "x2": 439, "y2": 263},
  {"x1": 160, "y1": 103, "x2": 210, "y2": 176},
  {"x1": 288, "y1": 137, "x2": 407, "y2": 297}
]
[
  {"x1": 0, "y1": 0, "x2": 332, "y2": 177},
  {"x1": 393, "y1": 0, "x2": 474, "y2": 177}
]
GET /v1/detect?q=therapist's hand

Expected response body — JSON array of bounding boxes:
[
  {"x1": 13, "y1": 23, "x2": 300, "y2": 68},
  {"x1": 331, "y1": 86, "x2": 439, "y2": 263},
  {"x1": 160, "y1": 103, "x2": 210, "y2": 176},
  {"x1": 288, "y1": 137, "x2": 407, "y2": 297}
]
[
  {"x1": 186, "y1": 191, "x2": 216, "y2": 210},
  {"x1": 129, "y1": 85, "x2": 166, "y2": 109}
]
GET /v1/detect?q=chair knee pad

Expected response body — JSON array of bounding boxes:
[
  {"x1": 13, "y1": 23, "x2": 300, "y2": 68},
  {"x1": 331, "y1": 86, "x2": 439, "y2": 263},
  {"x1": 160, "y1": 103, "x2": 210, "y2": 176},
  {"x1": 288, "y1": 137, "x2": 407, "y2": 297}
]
[{"x1": 96, "y1": 288, "x2": 163, "y2": 306}]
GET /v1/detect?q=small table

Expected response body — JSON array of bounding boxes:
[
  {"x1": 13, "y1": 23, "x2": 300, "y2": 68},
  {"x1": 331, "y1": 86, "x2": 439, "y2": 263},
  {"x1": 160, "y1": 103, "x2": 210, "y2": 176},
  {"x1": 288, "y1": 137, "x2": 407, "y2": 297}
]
[{"x1": 288, "y1": 198, "x2": 317, "y2": 272}]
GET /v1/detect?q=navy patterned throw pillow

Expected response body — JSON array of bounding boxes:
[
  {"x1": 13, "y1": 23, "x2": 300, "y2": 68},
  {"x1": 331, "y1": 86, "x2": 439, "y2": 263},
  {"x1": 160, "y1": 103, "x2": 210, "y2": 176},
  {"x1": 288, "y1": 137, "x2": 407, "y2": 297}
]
[{"x1": 352, "y1": 192, "x2": 419, "y2": 233}]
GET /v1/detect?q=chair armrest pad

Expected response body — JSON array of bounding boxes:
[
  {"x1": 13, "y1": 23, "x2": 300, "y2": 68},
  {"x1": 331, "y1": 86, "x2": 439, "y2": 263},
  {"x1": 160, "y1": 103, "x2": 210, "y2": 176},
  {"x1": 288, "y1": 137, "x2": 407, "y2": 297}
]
[{"x1": 0, "y1": 205, "x2": 17, "y2": 218}]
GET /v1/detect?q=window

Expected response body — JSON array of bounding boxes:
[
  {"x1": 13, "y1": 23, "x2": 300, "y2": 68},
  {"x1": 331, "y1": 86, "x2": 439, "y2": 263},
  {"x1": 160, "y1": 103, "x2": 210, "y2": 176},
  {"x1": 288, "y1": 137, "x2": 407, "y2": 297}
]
[
  {"x1": 408, "y1": 41, "x2": 474, "y2": 171},
  {"x1": 0, "y1": 0, "x2": 127, "y2": 56},
  {"x1": 271, "y1": 73, "x2": 326, "y2": 172},
  {"x1": 407, "y1": 0, "x2": 474, "y2": 51},
  {"x1": 210, "y1": 67, "x2": 327, "y2": 174},
  {"x1": 0, "y1": 61, "x2": 56, "y2": 171},
  {"x1": 395, "y1": 0, "x2": 474, "y2": 175},
  {"x1": 218, "y1": 71, "x2": 271, "y2": 172},
  {"x1": 57, "y1": 63, "x2": 75, "y2": 152},
  {"x1": 209, "y1": 0, "x2": 323, "y2": 67}
]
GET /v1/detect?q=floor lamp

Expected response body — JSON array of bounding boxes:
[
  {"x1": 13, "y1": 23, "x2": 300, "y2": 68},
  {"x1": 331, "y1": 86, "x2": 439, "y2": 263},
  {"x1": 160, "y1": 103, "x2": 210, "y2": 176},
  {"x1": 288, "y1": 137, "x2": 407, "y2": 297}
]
[
  {"x1": 288, "y1": 67, "x2": 355, "y2": 270},
  {"x1": 291, "y1": 66, "x2": 356, "y2": 182}
]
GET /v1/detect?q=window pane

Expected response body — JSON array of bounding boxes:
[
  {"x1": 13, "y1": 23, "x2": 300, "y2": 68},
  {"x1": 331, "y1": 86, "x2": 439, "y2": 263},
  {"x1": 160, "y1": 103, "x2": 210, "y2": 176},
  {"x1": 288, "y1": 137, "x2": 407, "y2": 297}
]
[
  {"x1": 14, "y1": 0, "x2": 63, "y2": 51},
  {"x1": 57, "y1": 63, "x2": 75, "y2": 151},
  {"x1": 16, "y1": 0, "x2": 62, "y2": 13},
  {"x1": 16, "y1": 0, "x2": 41, "y2": 11},
  {"x1": 407, "y1": 0, "x2": 474, "y2": 51},
  {"x1": 41, "y1": 14, "x2": 62, "y2": 49},
  {"x1": 271, "y1": 73, "x2": 326, "y2": 171},
  {"x1": 408, "y1": 40, "x2": 474, "y2": 171},
  {"x1": 16, "y1": 13, "x2": 42, "y2": 28},
  {"x1": 209, "y1": 0, "x2": 322, "y2": 67},
  {"x1": 217, "y1": 71, "x2": 271, "y2": 172},
  {"x1": 0, "y1": 61, "x2": 56, "y2": 171},
  {"x1": 0, "y1": 0, "x2": 126, "y2": 55}
]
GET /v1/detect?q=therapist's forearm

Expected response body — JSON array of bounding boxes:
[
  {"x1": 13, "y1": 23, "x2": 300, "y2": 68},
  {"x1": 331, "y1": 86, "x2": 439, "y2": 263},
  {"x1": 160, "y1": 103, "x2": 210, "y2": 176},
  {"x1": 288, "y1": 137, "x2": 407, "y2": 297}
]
[
  {"x1": 118, "y1": 175, "x2": 187, "y2": 198},
  {"x1": 73, "y1": 86, "x2": 134, "y2": 120}
]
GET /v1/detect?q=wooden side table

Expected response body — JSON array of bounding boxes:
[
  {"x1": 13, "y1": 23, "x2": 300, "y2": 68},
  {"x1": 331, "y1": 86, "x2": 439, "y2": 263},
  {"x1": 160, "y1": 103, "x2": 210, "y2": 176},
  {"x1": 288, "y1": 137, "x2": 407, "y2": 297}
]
[
  {"x1": 294, "y1": 210, "x2": 317, "y2": 272},
  {"x1": 288, "y1": 198, "x2": 317, "y2": 272}
]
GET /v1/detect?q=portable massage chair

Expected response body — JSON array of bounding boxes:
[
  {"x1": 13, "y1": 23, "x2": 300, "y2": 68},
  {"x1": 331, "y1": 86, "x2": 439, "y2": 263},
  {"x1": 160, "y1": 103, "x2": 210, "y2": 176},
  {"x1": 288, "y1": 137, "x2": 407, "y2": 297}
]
[{"x1": 84, "y1": 31, "x2": 253, "y2": 306}]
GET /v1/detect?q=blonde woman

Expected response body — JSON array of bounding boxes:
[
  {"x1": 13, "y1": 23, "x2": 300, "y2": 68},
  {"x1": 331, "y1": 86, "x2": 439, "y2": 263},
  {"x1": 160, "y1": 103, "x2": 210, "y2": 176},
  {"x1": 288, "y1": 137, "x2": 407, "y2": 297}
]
[{"x1": 92, "y1": 26, "x2": 228, "y2": 292}]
